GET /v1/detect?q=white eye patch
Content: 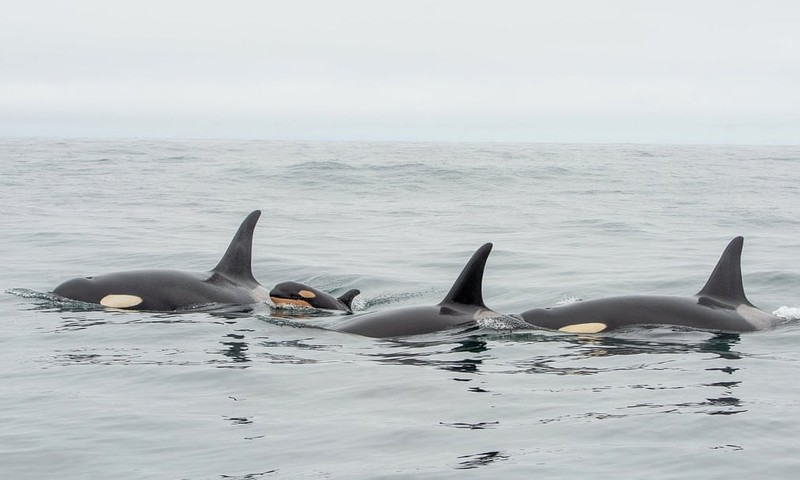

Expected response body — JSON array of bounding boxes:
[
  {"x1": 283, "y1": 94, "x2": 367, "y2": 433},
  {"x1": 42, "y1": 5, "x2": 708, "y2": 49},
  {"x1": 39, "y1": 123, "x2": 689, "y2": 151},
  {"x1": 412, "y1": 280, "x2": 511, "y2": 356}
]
[
  {"x1": 558, "y1": 322, "x2": 607, "y2": 334},
  {"x1": 100, "y1": 294, "x2": 144, "y2": 309}
]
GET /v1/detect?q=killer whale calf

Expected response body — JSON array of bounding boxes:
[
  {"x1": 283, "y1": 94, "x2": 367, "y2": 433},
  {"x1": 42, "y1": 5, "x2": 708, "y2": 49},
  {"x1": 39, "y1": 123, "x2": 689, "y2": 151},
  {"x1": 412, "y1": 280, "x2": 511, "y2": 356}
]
[
  {"x1": 519, "y1": 237, "x2": 782, "y2": 334},
  {"x1": 270, "y1": 281, "x2": 360, "y2": 313},
  {"x1": 53, "y1": 210, "x2": 270, "y2": 312},
  {"x1": 332, "y1": 243, "x2": 499, "y2": 338}
]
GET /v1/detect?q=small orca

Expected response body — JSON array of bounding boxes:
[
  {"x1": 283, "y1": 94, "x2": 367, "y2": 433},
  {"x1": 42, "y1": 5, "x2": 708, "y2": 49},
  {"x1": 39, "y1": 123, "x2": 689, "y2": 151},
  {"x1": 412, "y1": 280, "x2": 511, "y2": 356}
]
[
  {"x1": 333, "y1": 243, "x2": 499, "y2": 338},
  {"x1": 519, "y1": 237, "x2": 782, "y2": 333},
  {"x1": 53, "y1": 210, "x2": 270, "y2": 312},
  {"x1": 270, "y1": 281, "x2": 360, "y2": 313}
]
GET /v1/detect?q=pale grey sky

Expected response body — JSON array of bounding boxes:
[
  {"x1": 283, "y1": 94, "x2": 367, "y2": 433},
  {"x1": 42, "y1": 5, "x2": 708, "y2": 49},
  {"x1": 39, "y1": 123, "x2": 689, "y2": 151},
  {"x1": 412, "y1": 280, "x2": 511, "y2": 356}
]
[{"x1": 2, "y1": 1, "x2": 798, "y2": 143}]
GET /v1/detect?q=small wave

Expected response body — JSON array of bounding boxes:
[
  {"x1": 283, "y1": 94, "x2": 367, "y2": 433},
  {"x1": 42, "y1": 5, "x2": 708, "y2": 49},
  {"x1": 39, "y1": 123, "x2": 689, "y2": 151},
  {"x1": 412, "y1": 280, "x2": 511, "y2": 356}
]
[
  {"x1": 6, "y1": 288, "x2": 100, "y2": 311},
  {"x1": 6, "y1": 287, "x2": 54, "y2": 300},
  {"x1": 161, "y1": 155, "x2": 195, "y2": 162},
  {"x1": 756, "y1": 156, "x2": 800, "y2": 162},
  {"x1": 360, "y1": 289, "x2": 432, "y2": 309},
  {"x1": 258, "y1": 313, "x2": 339, "y2": 331},
  {"x1": 366, "y1": 161, "x2": 465, "y2": 176},
  {"x1": 176, "y1": 303, "x2": 260, "y2": 315},
  {"x1": 773, "y1": 306, "x2": 800, "y2": 320},
  {"x1": 288, "y1": 160, "x2": 352, "y2": 171}
]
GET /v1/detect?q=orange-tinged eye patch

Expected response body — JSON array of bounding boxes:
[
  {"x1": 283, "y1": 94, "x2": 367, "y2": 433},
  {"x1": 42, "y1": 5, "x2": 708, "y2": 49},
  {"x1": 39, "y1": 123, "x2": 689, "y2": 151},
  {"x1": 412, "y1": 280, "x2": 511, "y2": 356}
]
[{"x1": 271, "y1": 296, "x2": 313, "y2": 308}]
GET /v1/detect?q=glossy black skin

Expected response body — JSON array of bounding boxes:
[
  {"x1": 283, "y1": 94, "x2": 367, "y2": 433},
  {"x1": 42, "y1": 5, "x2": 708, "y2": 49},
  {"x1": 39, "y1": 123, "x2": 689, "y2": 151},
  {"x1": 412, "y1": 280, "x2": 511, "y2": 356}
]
[
  {"x1": 53, "y1": 210, "x2": 269, "y2": 312},
  {"x1": 333, "y1": 243, "x2": 498, "y2": 338},
  {"x1": 520, "y1": 295, "x2": 763, "y2": 332},
  {"x1": 270, "y1": 281, "x2": 360, "y2": 312},
  {"x1": 333, "y1": 302, "x2": 494, "y2": 338},
  {"x1": 54, "y1": 269, "x2": 264, "y2": 311},
  {"x1": 519, "y1": 237, "x2": 781, "y2": 333}
]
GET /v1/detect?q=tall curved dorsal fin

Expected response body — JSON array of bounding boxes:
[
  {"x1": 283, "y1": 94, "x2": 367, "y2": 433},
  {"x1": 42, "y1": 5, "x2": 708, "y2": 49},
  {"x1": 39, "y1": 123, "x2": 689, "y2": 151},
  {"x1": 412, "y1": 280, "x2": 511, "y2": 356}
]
[
  {"x1": 439, "y1": 243, "x2": 492, "y2": 307},
  {"x1": 211, "y1": 210, "x2": 261, "y2": 283},
  {"x1": 337, "y1": 289, "x2": 361, "y2": 311},
  {"x1": 696, "y1": 236, "x2": 752, "y2": 305}
]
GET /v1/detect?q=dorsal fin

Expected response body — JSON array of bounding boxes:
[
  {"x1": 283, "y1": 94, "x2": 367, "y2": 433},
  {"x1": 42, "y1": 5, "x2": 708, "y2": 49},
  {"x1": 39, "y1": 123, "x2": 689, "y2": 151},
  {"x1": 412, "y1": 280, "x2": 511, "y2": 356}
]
[
  {"x1": 696, "y1": 236, "x2": 752, "y2": 305},
  {"x1": 439, "y1": 243, "x2": 492, "y2": 307},
  {"x1": 211, "y1": 210, "x2": 261, "y2": 282},
  {"x1": 337, "y1": 289, "x2": 361, "y2": 311}
]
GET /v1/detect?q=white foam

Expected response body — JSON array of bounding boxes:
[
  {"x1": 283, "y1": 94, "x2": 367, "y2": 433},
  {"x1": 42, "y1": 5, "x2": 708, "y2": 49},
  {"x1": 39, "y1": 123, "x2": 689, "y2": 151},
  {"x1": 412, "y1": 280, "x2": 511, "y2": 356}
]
[
  {"x1": 350, "y1": 296, "x2": 366, "y2": 312},
  {"x1": 477, "y1": 314, "x2": 532, "y2": 331},
  {"x1": 271, "y1": 302, "x2": 315, "y2": 312},
  {"x1": 773, "y1": 306, "x2": 800, "y2": 320},
  {"x1": 556, "y1": 296, "x2": 582, "y2": 305},
  {"x1": 5, "y1": 288, "x2": 52, "y2": 300}
]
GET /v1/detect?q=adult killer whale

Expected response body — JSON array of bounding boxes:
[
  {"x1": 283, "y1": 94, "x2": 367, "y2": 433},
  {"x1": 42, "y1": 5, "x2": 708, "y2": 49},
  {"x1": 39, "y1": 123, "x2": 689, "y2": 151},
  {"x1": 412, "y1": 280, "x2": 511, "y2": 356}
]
[
  {"x1": 53, "y1": 210, "x2": 270, "y2": 312},
  {"x1": 519, "y1": 237, "x2": 782, "y2": 333},
  {"x1": 270, "y1": 281, "x2": 360, "y2": 313},
  {"x1": 332, "y1": 243, "x2": 499, "y2": 338}
]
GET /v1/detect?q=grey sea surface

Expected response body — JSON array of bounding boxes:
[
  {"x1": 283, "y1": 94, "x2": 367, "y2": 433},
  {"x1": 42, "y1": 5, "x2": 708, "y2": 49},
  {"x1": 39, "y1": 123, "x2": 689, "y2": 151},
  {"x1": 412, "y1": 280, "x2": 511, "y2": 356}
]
[{"x1": 1, "y1": 139, "x2": 799, "y2": 479}]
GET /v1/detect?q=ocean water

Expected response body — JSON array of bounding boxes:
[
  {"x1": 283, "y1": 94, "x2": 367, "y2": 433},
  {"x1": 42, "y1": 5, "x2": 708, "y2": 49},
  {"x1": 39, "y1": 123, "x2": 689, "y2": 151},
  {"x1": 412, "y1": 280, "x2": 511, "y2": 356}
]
[{"x1": 1, "y1": 139, "x2": 799, "y2": 479}]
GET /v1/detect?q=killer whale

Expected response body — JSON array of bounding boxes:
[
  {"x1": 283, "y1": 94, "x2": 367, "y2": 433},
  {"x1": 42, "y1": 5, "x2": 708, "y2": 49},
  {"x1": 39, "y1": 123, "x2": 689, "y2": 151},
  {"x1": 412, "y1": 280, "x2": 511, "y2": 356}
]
[
  {"x1": 519, "y1": 237, "x2": 782, "y2": 333},
  {"x1": 53, "y1": 210, "x2": 270, "y2": 312},
  {"x1": 332, "y1": 243, "x2": 499, "y2": 338},
  {"x1": 270, "y1": 281, "x2": 360, "y2": 312}
]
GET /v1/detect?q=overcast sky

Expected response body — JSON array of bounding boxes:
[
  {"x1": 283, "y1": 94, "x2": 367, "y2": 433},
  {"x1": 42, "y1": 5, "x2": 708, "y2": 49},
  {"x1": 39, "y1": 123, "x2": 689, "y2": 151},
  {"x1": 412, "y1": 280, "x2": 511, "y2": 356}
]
[{"x1": 2, "y1": 1, "x2": 798, "y2": 143}]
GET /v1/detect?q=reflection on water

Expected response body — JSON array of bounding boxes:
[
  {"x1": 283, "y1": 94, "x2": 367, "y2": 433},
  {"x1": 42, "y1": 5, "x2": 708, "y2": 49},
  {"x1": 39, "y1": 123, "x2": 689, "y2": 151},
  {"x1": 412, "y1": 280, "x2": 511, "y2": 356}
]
[
  {"x1": 503, "y1": 330, "x2": 742, "y2": 359},
  {"x1": 55, "y1": 316, "x2": 109, "y2": 332},
  {"x1": 216, "y1": 332, "x2": 251, "y2": 368},
  {"x1": 32, "y1": 290, "x2": 753, "y2": 420},
  {"x1": 356, "y1": 329, "x2": 743, "y2": 377},
  {"x1": 504, "y1": 332, "x2": 748, "y2": 417},
  {"x1": 620, "y1": 393, "x2": 746, "y2": 416},
  {"x1": 440, "y1": 421, "x2": 500, "y2": 430},
  {"x1": 251, "y1": 336, "x2": 340, "y2": 365},
  {"x1": 51, "y1": 312, "x2": 238, "y2": 334},
  {"x1": 48, "y1": 347, "x2": 192, "y2": 368},
  {"x1": 362, "y1": 335, "x2": 490, "y2": 374},
  {"x1": 539, "y1": 392, "x2": 746, "y2": 423},
  {"x1": 710, "y1": 444, "x2": 744, "y2": 452},
  {"x1": 455, "y1": 450, "x2": 510, "y2": 470},
  {"x1": 257, "y1": 337, "x2": 338, "y2": 352},
  {"x1": 223, "y1": 416, "x2": 253, "y2": 425},
  {"x1": 352, "y1": 328, "x2": 749, "y2": 418},
  {"x1": 218, "y1": 470, "x2": 278, "y2": 480},
  {"x1": 501, "y1": 332, "x2": 742, "y2": 378},
  {"x1": 213, "y1": 331, "x2": 335, "y2": 367}
]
